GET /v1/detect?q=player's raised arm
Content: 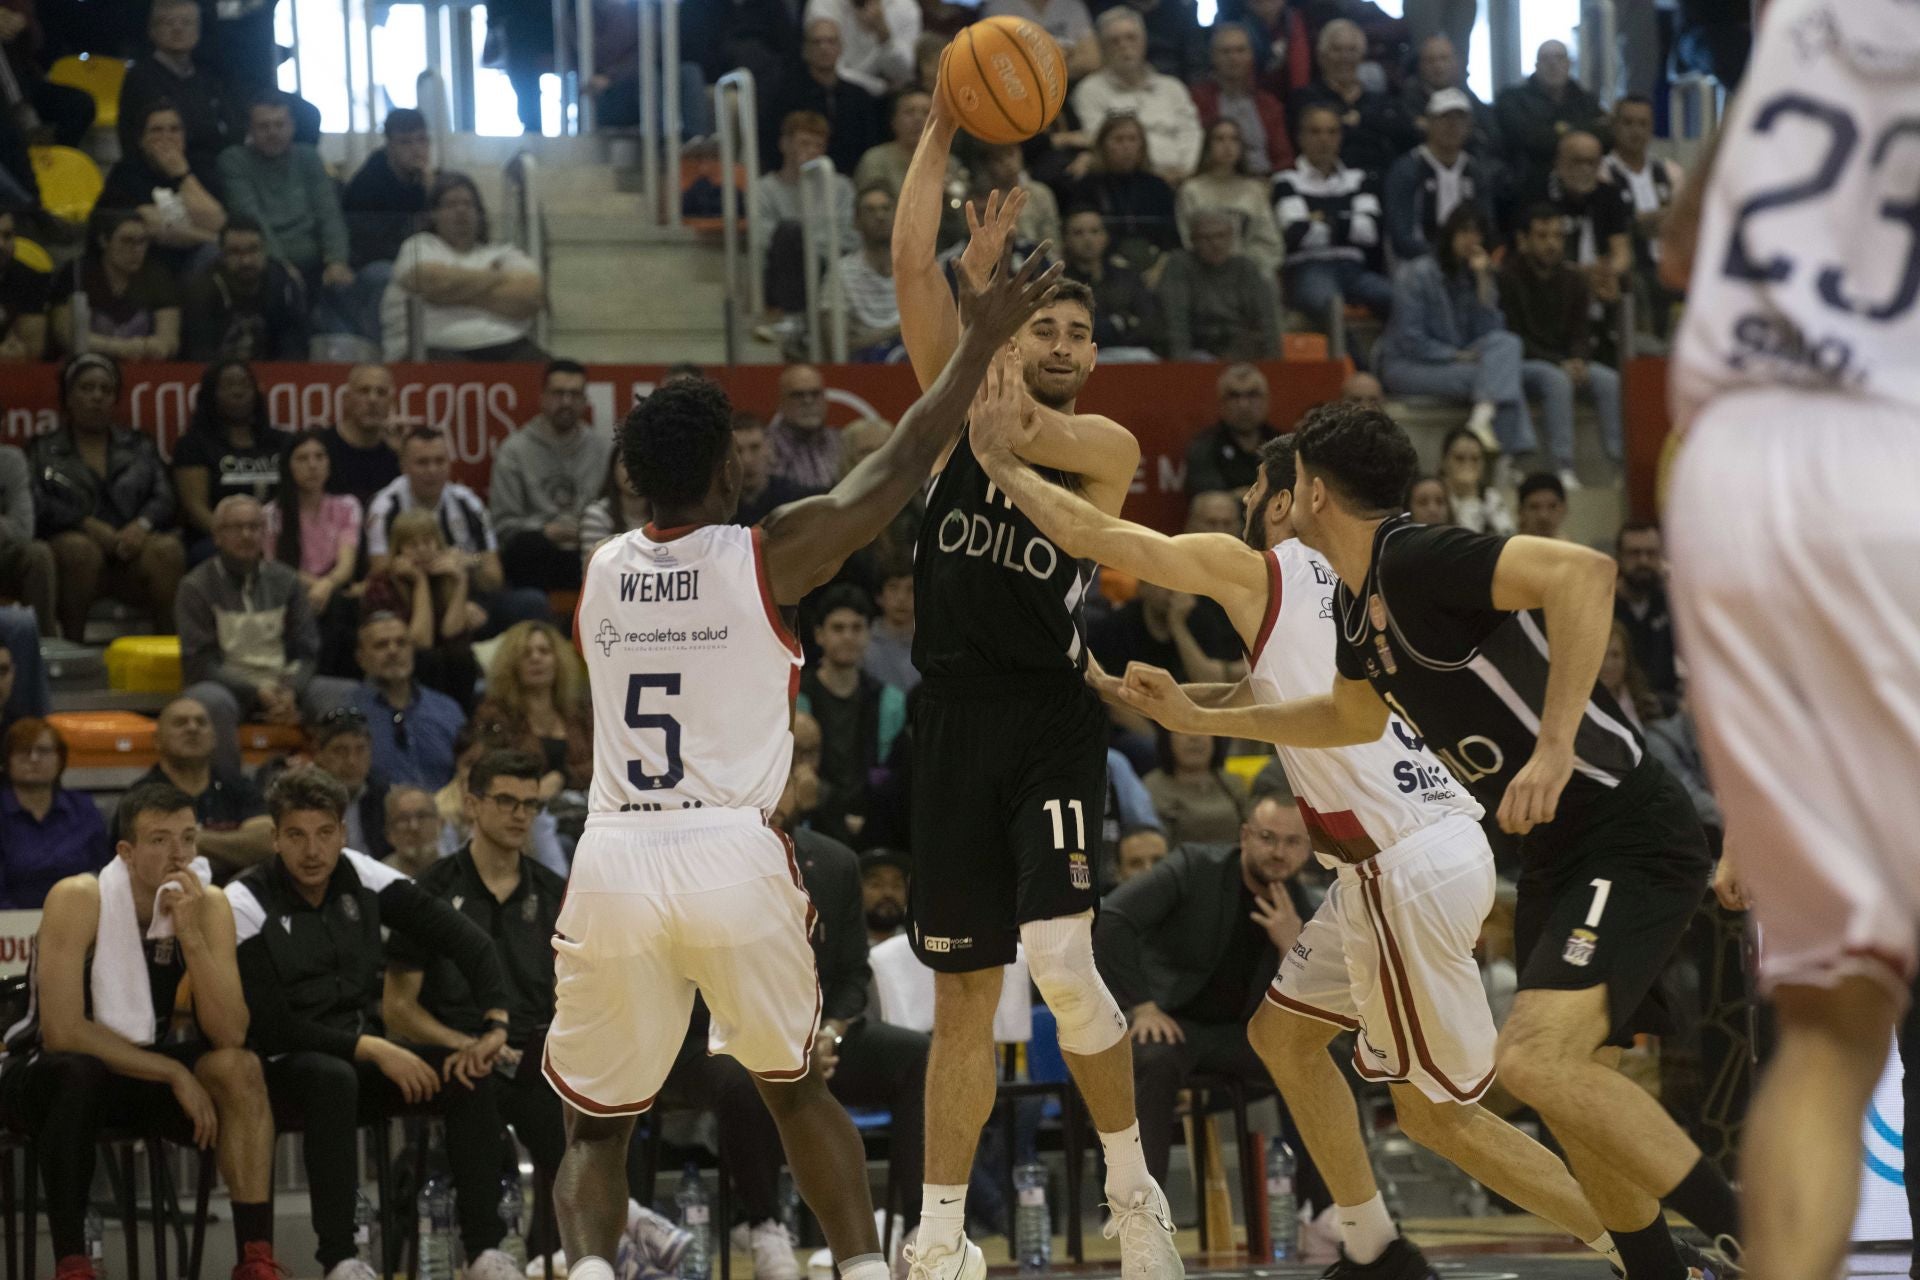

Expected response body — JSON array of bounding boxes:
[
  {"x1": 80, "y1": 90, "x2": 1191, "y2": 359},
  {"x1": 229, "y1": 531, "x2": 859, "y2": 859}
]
[
  {"x1": 969, "y1": 401, "x2": 1266, "y2": 639},
  {"x1": 894, "y1": 87, "x2": 966, "y2": 391},
  {"x1": 760, "y1": 249, "x2": 1064, "y2": 604},
  {"x1": 1118, "y1": 663, "x2": 1386, "y2": 748}
]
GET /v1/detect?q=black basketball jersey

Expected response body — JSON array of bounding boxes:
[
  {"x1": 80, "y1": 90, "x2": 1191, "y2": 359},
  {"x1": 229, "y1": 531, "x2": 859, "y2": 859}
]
[
  {"x1": 1333, "y1": 516, "x2": 1646, "y2": 824},
  {"x1": 4, "y1": 933, "x2": 186, "y2": 1057},
  {"x1": 912, "y1": 431, "x2": 1093, "y2": 680}
]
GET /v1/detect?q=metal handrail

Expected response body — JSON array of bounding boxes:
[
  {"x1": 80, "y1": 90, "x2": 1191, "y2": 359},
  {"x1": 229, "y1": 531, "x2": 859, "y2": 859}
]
[
  {"x1": 287, "y1": 0, "x2": 306, "y2": 100},
  {"x1": 575, "y1": 0, "x2": 597, "y2": 133},
  {"x1": 407, "y1": 295, "x2": 427, "y2": 361},
  {"x1": 1668, "y1": 74, "x2": 1723, "y2": 140},
  {"x1": 551, "y1": 0, "x2": 573, "y2": 132},
  {"x1": 1579, "y1": 0, "x2": 1617, "y2": 104},
  {"x1": 798, "y1": 157, "x2": 827, "y2": 364},
  {"x1": 799, "y1": 158, "x2": 848, "y2": 363},
  {"x1": 417, "y1": 68, "x2": 451, "y2": 156},
  {"x1": 506, "y1": 151, "x2": 551, "y2": 347},
  {"x1": 717, "y1": 70, "x2": 764, "y2": 323},
  {"x1": 661, "y1": 0, "x2": 680, "y2": 226},
  {"x1": 638, "y1": 0, "x2": 660, "y2": 211}
]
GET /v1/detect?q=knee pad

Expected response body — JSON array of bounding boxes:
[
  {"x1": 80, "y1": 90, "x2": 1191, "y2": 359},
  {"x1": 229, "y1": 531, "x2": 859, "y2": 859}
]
[{"x1": 1020, "y1": 913, "x2": 1127, "y2": 1057}]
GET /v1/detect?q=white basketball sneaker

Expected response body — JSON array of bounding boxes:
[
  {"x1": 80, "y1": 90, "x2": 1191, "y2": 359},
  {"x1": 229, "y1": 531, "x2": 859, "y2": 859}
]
[
  {"x1": 1102, "y1": 1182, "x2": 1184, "y2": 1280},
  {"x1": 901, "y1": 1235, "x2": 984, "y2": 1280}
]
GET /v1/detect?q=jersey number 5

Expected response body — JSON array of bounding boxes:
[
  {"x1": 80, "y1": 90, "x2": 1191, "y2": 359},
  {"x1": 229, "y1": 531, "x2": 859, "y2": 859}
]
[{"x1": 624, "y1": 673, "x2": 684, "y2": 790}]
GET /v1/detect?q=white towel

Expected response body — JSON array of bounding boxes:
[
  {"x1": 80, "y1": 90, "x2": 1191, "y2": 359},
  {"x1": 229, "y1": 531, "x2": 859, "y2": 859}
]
[{"x1": 92, "y1": 856, "x2": 213, "y2": 1046}]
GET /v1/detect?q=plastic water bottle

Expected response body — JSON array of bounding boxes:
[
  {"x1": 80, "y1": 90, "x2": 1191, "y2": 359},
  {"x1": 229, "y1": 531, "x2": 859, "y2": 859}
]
[
  {"x1": 354, "y1": 1191, "x2": 383, "y2": 1271},
  {"x1": 1266, "y1": 1141, "x2": 1298, "y2": 1262},
  {"x1": 84, "y1": 1205, "x2": 106, "y2": 1274},
  {"x1": 416, "y1": 1174, "x2": 458, "y2": 1280},
  {"x1": 498, "y1": 1177, "x2": 528, "y2": 1269},
  {"x1": 676, "y1": 1164, "x2": 712, "y2": 1280},
  {"x1": 1013, "y1": 1162, "x2": 1050, "y2": 1271}
]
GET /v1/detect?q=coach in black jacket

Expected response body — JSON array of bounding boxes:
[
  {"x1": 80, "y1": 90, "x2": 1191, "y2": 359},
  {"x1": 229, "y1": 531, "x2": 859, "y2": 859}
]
[
  {"x1": 1093, "y1": 795, "x2": 1324, "y2": 1194},
  {"x1": 229, "y1": 767, "x2": 518, "y2": 1280}
]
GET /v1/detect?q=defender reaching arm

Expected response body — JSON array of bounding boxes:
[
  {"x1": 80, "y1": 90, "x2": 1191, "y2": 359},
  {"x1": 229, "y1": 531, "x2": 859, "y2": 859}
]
[{"x1": 1118, "y1": 663, "x2": 1389, "y2": 749}]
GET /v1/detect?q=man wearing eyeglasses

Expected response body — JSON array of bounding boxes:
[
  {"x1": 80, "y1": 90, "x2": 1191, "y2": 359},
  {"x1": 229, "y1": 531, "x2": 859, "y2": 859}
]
[
  {"x1": 1184, "y1": 363, "x2": 1280, "y2": 498},
  {"x1": 351, "y1": 611, "x2": 467, "y2": 792},
  {"x1": 382, "y1": 786, "x2": 444, "y2": 876},
  {"x1": 385, "y1": 749, "x2": 569, "y2": 1260},
  {"x1": 763, "y1": 364, "x2": 841, "y2": 491}
]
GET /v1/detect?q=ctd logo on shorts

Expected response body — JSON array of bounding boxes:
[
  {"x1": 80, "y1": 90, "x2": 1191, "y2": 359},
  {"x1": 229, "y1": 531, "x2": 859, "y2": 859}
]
[{"x1": 1563, "y1": 928, "x2": 1598, "y2": 967}]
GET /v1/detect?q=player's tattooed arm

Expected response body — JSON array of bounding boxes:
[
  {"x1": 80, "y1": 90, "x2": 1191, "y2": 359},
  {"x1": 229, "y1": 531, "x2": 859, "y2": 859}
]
[{"x1": 1118, "y1": 663, "x2": 1386, "y2": 747}]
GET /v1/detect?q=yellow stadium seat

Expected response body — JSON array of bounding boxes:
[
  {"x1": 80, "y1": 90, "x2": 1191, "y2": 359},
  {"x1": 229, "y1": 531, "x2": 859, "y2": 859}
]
[
  {"x1": 46, "y1": 54, "x2": 129, "y2": 130},
  {"x1": 10, "y1": 236, "x2": 52, "y2": 274},
  {"x1": 28, "y1": 145, "x2": 103, "y2": 226}
]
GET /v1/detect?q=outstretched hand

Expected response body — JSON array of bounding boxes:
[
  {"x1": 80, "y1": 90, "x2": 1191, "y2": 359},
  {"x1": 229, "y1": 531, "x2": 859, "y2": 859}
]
[
  {"x1": 968, "y1": 345, "x2": 1036, "y2": 458},
  {"x1": 956, "y1": 243, "x2": 1063, "y2": 349},
  {"x1": 958, "y1": 188, "x2": 1031, "y2": 293},
  {"x1": 1116, "y1": 663, "x2": 1202, "y2": 733}
]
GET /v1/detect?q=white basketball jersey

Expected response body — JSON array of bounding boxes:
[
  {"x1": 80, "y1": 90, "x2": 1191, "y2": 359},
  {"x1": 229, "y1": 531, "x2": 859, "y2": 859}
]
[
  {"x1": 578, "y1": 523, "x2": 802, "y2": 817},
  {"x1": 1672, "y1": 0, "x2": 1920, "y2": 425},
  {"x1": 1247, "y1": 541, "x2": 1483, "y2": 866}
]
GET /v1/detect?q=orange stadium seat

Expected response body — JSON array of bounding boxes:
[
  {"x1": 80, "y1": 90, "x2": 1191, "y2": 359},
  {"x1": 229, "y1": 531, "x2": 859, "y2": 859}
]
[{"x1": 47, "y1": 711, "x2": 159, "y2": 770}]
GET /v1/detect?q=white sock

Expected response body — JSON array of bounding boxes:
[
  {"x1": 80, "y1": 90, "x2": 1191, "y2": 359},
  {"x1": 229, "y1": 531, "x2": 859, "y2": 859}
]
[
  {"x1": 1099, "y1": 1122, "x2": 1156, "y2": 1202},
  {"x1": 838, "y1": 1256, "x2": 889, "y2": 1280},
  {"x1": 1336, "y1": 1194, "x2": 1398, "y2": 1266},
  {"x1": 568, "y1": 1256, "x2": 616, "y2": 1280},
  {"x1": 1584, "y1": 1232, "x2": 1623, "y2": 1272},
  {"x1": 917, "y1": 1184, "x2": 967, "y2": 1253}
]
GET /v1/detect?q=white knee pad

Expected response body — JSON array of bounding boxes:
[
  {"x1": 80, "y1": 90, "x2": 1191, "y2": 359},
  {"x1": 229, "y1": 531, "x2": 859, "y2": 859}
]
[{"x1": 1020, "y1": 913, "x2": 1127, "y2": 1056}]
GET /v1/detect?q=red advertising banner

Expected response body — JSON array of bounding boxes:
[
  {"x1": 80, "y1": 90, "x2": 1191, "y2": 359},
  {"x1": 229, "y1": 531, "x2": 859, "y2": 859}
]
[{"x1": 0, "y1": 359, "x2": 1352, "y2": 533}]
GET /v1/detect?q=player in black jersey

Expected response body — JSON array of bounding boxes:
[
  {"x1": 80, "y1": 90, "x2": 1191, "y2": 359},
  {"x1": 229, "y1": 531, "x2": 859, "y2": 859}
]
[
  {"x1": 891, "y1": 81, "x2": 1182, "y2": 1280},
  {"x1": 1119, "y1": 405, "x2": 1740, "y2": 1280}
]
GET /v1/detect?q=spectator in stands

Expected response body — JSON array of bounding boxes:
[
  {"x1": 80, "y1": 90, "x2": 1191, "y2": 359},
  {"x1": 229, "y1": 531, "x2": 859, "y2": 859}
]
[
  {"x1": 385, "y1": 750, "x2": 567, "y2": 1260},
  {"x1": 342, "y1": 108, "x2": 435, "y2": 271},
  {"x1": 985, "y1": 0, "x2": 1100, "y2": 76},
  {"x1": 1237, "y1": 0, "x2": 1312, "y2": 99},
  {"x1": 1406, "y1": 473, "x2": 1452, "y2": 524},
  {"x1": 861, "y1": 843, "x2": 908, "y2": 945},
  {"x1": 1613, "y1": 521, "x2": 1678, "y2": 702},
  {"x1": 1603, "y1": 93, "x2": 1682, "y2": 333},
  {"x1": 0, "y1": 719, "x2": 107, "y2": 906},
  {"x1": 231, "y1": 766, "x2": 519, "y2": 1280},
  {"x1": 49, "y1": 210, "x2": 181, "y2": 360},
  {"x1": 471, "y1": 621, "x2": 591, "y2": 799},
  {"x1": 805, "y1": 0, "x2": 920, "y2": 94},
  {"x1": 0, "y1": 781, "x2": 284, "y2": 1280},
  {"x1": 1189, "y1": 22, "x2": 1292, "y2": 179},
  {"x1": 765, "y1": 364, "x2": 841, "y2": 491},
  {"x1": 1501, "y1": 203, "x2": 1622, "y2": 486},
  {"x1": 1069, "y1": 115, "x2": 1180, "y2": 269},
  {"x1": 1273, "y1": 103, "x2": 1390, "y2": 331},
  {"x1": 219, "y1": 94, "x2": 371, "y2": 338},
  {"x1": 1398, "y1": 35, "x2": 1497, "y2": 160},
  {"x1": 839, "y1": 184, "x2": 903, "y2": 360},
  {"x1": 1436, "y1": 426, "x2": 1512, "y2": 535},
  {"x1": 0, "y1": 628, "x2": 50, "y2": 738},
  {"x1": 1515, "y1": 471, "x2": 1567, "y2": 539},
  {"x1": 1158, "y1": 208, "x2": 1278, "y2": 360},
  {"x1": 490, "y1": 360, "x2": 611, "y2": 592},
  {"x1": 431, "y1": 721, "x2": 567, "y2": 871},
  {"x1": 1383, "y1": 88, "x2": 1495, "y2": 263},
  {"x1": 1600, "y1": 620, "x2": 1662, "y2": 734},
  {"x1": 100, "y1": 100, "x2": 227, "y2": 278},
  {"x1": 579, "y1": 448, "x2": 649, "y2": 567},
  {"x1": 1060, "y1": 206, "x2": 1163, "y2": 358},
  {"x1": 172, "y1": 359, "x2": 283, "y2": 554},
  {"x1": 864, "y1": 557, "x2": 917, "y2": 692},
  {"x1": 118, "y1": 0, "x2": 231, "y2": 182},
  {"x1": 301, "y1": 706, "x2": 389, "y2": 859},
  {"x1": 1092, "y1": 579, "x2": 1245, "y2": 685},
  {"x1": 0, "y1": 439, "x2": 51, "y2": 635},
  {"x1": 178, "y1": 494, "x2": 359, "y2": 775},
  {"x1": 757, "y1": 112, "x2": 856, "y2": 256},
  {"x1": 1093, "y1": 792, "x2": 1319, "y2": 1191},
  {"x1": 352, "y1": 610, "x2": 468, "y2": 791},
  {"x1": 383, "y1": 785, "x2": 443, "y2": 875},
  {"x1": 0, "y1": 205, "x2": 48, "y2": 360},
  {"x1": 972, "y1": 144, "x2": 1061, "y2": 252},
  {"x1": 1340, "y1": 369, "x2": 1384, "y2": 405},
  {"x1": 1108, "y1": 0, "x2": 1206, "y2": 81},
  {"x1": 1526, "y1": 131, "x2": 1633, "y2": 308},
  {"x1": 1185, "y1": 362, "x2": 1278, "y2": 495},
  {"x1": 136, "y1": 696, "x2": 274, "y2": 873},
  {"x1": 1378, "y1": 204, "x2": 1532, "y2": 458},
  {"x1": 797, "y1": 584, "x2": 905, "y2": 848},
  {"x1": 182, "y1": 216, "x2": 310, "y2": 361},
  {"x1": 1070, "y1": 9, "x2": 1203, "y2": 182},
  {"x1": 32, "y1": 354, "x2": 186, "y2": 642},
  {"x1": 726, "y1": 412, "x2": 809, "y2": 530},
  {"x1": 1176, "y1": 118, "x2": 1283, "y2": 276},
  {"x1": 201, "y1": 0, "x2": 320, "y2": 140},
  {"x1": 856, "y1": 87, "x2": 959, "y2": 198},
  {"x1": 368, "y1": 427, "x2": 549, "y2": 637},
  {"x1": 264, "y1": 428, "x2": 362, "y2": 654},
  {"x1": 486, "y1": 0, "x2": 557, "y2": 134},
  {"x1": 1645, "y1": 694, "x2": 1719, "y2": 836},
  {"x1": 361, "y1": 510, "x2": 484, "y2": 707},
  {"x1": 0, "y1": 0, "x2": 93, "y2": 148},
  {"x1": 764, "y1": 19, "x2": 887, "y2": 178},
  {"x1": 1288, "y1": 18, "x2": 1414, "y2": 179},
  {"x1": 322, "y1": 364, "x2": 402, "y2": 505},
  {"x1": 383, "y1": 173, "x2": 545, "y2": 362},
  {"x1": 1142, "y1": 730, "x2": 1248, "y2": 845},
  {"x1": 1494, "y1": 40, "x2": 1608, "y2": 197},
  {"x1": 1185, "y1": 490, "x2": 1240, "y2": 538},
  {"x1": 1114, "y1": 824, "x2": 1170, "y2": 883}
]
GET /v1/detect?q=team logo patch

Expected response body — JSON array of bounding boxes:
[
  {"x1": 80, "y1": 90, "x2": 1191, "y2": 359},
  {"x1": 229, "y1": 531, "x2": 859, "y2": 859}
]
[
  {"x1": 151, "y1": 938, "x2": 175, "y2": 966},
  {"x1": 1068, "y1": 852, "x2": 1090, "y2": 891},
  {"x1": 340, "y1": 896, "x2": 361, "y2": 924},
  {"x1": 1563, "y1": 928, "x2": 1599, "y2": 968}
]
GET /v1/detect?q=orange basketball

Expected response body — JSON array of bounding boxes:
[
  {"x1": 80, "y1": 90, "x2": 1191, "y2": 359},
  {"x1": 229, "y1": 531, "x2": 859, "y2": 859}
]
[{"x1": 938, "y1": 16, "x2": 1067, "y2": 145}]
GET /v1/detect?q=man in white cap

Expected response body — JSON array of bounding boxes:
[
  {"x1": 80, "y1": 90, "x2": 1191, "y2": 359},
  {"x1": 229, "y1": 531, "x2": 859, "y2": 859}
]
[{"x1": 1383, "y1": 87, "x2": 1498, "y2": 263}]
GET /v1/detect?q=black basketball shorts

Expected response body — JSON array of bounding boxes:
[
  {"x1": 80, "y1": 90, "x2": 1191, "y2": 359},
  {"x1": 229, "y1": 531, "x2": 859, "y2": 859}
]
[{"x1": 908, "y1": 671, "x2": 1108, "y2": 973}]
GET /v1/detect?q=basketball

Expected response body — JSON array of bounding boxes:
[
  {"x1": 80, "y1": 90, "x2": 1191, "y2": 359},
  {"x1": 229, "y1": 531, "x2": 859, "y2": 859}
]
[{"x1": 938, "y1": 16, "x2": 1067, "y2": 145}]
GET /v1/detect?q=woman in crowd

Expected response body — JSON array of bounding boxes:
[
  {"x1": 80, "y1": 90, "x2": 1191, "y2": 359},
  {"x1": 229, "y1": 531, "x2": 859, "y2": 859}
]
[
  {"x1": 98, "y1": 99, "x2": 226, "y2": 278},
  {"x1": 361, "y1": 509, "x2": 482, "y2": 708},
  {"x1": 31, "y1": 355, "x2": 187, "y2": 642},
  {"x1": 382, "y1": 173, "x2": 545, "y2": 361},
  {"x1": 172, "y1": 358, "x2": 281, "y2": 556},
  {"x1": 1142, "y1": 729, "x2": 1248, "y2": 846},
  {"x1": 49, "y1": 210, "x2": 180, "y2": 360},
  {"x1": 0, "y1": 719, "x2": 108, "y2": 907},
  {"x1": 1601, "y1": 620, "x2": 1664, "y2": 734},
  {"x1": 264, "y1": 427, "x2": 363, "y2": 673},
  {"x1": 1069, "y1": 115, "x2": 1180, "y2": 271},
  {"x1": 471, "y1": 621, "x2": 591, "y2": 800},
  {"x1": 1436, "y1": 425, "x2": 1515, "y2": 535},
  {"x1": 1406, "y1": 473, "x2": 1454, "y2": 525},
  {"x1": 1175, "y1": 118, "x2": 1283, "y2": 276},
  {"x1": 579, "y1": 449, "x2": 649, "y2": 571}
]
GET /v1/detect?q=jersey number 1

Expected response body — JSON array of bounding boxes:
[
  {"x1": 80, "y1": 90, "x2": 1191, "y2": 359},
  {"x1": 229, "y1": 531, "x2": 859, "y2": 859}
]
[
  {"x1": 1043, "y1": 799, "x2": 1086, "y2": 851},
  {"x1": 624, "y1": 673, "x2": 685, "y2": 790}
]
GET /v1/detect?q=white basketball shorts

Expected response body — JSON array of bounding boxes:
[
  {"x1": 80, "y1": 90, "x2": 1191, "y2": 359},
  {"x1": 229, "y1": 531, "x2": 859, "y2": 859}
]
[
  {"x1": 1667, "y1": 386, "x2": 1920, "y2": 1004},
  {"x1": 542, "y1": 808, "x2": 822, "y2": 1116},
  {"x1": 1265, "y1": 813, "x2": 1498, "y2": 1104}
]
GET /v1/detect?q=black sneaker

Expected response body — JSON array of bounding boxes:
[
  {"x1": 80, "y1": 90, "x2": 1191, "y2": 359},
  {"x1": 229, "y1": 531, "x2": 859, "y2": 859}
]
[{"x1": 1317, "y1": 1238, "x2": 1440, "y2": 1280}]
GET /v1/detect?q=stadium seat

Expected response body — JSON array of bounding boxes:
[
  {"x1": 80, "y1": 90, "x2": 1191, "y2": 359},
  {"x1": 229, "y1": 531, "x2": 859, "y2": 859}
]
[
  {"x1": 9, "y1": 237, "x2": 51, "y2": 274},
  {"x1": 27, "y1": 145, "x2": 104, "y2": 227},
  {"x1": 47, "y1": 710, "x2": 159, "y2": 771},
  {"x1": 106, "y1": 635, "x2": 183, "y2": 694},
  {"x1": 46, "y1": 54, "x2": 129, "y2": 131}
]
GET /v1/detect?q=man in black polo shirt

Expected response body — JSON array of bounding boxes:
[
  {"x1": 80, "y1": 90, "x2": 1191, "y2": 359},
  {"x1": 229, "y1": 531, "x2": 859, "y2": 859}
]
[
  {"x1": 384, "y1": 750, "x2": 567, "y2": 1256},
  {"x1": 136, "y1": 696, "x2": 273, "y2": 874},
  {"x1": 1183, "y1": 364, "x2": 1279, "y2": 497},
  {"x1": 1118, "y1": 403, "x2": 1737, "y2": 1280},
  {"x1": 323, "y1": 364, "x2": 404, "y2": 507},
  {"x1": 229, "y1": 767, "x2": 524, "y2": 1280}
]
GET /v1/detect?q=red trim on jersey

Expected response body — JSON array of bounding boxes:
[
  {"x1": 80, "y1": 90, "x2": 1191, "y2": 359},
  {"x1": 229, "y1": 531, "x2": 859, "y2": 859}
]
[
  {"x1": 758, "y1": 825, "x2": 825, "y2": 1084},
  {"x1": 1354, "y1": 861, "x2": 1411, "y2": 1080},
  {"x1": 644, "y1": 522, "x2": 706, "y2": 542},
  {"x1": 541, "y1": 1041, "x2": 659, "y2": 1116},
  {"x1": 571, "y1": 591, "x2": 586, "y2": 658},
  {"x1": 1264, "y1": 984, "x2": 1360, "y2": 1031},
  {"x1": 1249, "y1": 548, "x2": 1284, "y2": 663},
  {"x1": 751, "y1": 526, "x2": 805, "y2": 658},
  {"x1": 1359, "y1": 864, "x2": 1496, "y2": 1104}
]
